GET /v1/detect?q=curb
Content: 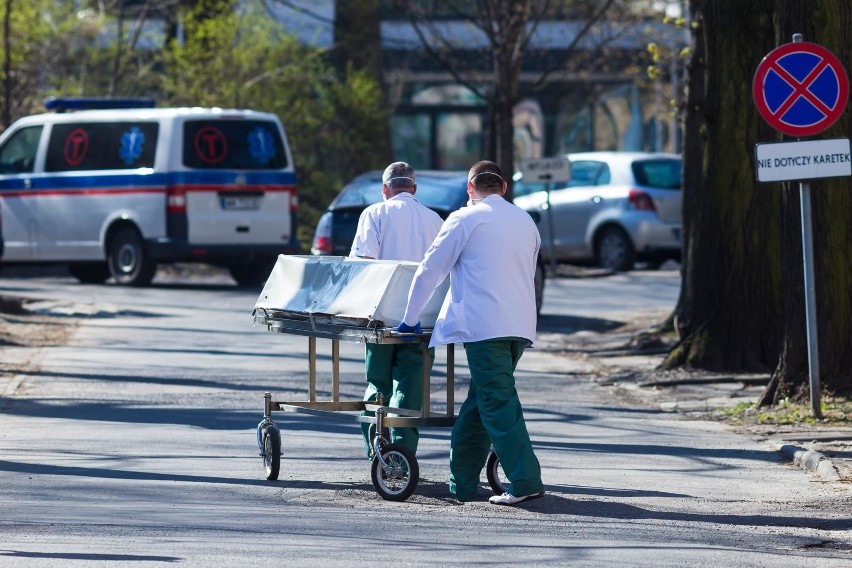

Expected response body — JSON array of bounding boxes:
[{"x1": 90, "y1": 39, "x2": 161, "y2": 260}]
[{"x1": 770, "y1": 440, "x2": 841, "y2": 482}]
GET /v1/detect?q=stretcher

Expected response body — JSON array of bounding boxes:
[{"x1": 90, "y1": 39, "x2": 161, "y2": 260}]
[{"x1": 252, "y1": 255, "x2": 507, "y2": 501}]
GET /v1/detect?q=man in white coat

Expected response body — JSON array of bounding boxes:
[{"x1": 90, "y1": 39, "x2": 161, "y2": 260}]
[
  {"x1": 395, "y1": 160, "x2": 544, "y2": 506},
  {"x1": 350, "y1": 162, "x2": 443, "y2": 458}
]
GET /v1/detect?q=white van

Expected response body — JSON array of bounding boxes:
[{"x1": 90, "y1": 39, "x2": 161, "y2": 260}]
[{"x1": 0, "y1": 98, "x2": 298, "y2": 286}]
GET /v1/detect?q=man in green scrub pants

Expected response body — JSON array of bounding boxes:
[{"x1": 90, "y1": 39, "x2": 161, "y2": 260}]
[
  {"x1": 395, "y1": 160, "x2": 544, "y2": 506},
  {"x1": 350, "y1": 162, "x2": 443, "y2": 458}
]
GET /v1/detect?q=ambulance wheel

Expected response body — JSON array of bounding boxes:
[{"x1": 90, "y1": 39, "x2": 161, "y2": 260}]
[
  {"x1": 108, "y1": 227, "x2": 156, "y2": 286},
  {"x1": 486, "y1": 449, "x2": 507, "y2": 495},
  {"x1": 370, "y1": 443, "x2": 418, "y2": 501},
  {"x1": 68, "y1": 262, "x2": 110, "y2": 284},
  {"x1": 229, "y1": 256, "x2": 274, "y2": 287},
  {"x1": 261, "y1": 424, "x2": 281, "y2": 481}
]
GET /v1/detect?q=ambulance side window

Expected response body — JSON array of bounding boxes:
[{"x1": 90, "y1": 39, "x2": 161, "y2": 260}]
[
  {"x1": 0, "y1": 126, "x2": 42, "y2": 174},
  {"x1": 183, "y1": 120, "x2": 288, "y2": 170},
  {"x1": 45, "y1": 122, "x2": 159, "y2": 172}
]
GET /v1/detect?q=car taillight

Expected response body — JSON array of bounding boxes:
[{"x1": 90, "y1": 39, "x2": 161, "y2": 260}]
[
  {"x1": 628, "y1": 189, "x2": 656, "y2": 212},
  {"x1": 167, "y1": 186, "x2": 186, "y2": 213},
  {"x1": 311, "y1": 212, "x2": 333, "y2": 255},
  {"x1": 312, "y1": 236, "x2": 332, "y2": 254}
]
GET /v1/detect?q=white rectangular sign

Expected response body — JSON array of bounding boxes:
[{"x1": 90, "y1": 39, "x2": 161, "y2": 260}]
[
  {"x1": 520, "y1": 156, "x2": 572, "y2": 184},
  {"x1": 755, "y1": 138, "x2": 851, "y2": 182}
]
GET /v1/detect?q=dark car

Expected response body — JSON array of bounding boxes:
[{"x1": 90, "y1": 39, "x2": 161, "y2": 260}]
[{"x1": 311, "y1": 170, "x2": 545, "y2": 313}]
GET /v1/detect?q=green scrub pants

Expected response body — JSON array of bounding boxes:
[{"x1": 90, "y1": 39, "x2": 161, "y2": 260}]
[
  {"x1": 360, "y1": 342, "x2": 434, "y2": 458},
  {"x1": 449, "y1": 338, "x2": 543, "y2": 501}
]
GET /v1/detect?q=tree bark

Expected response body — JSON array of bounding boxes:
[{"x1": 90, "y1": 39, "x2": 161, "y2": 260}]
[
  {"x1": 490, "y1": 0, "x2": 530, "y2": 200},
  {"x1": 333, "y1": 0, "x2": 392, "y2": 163},
  {"x1": 2, "y1": 0, "x2": 11, "y2": 129},
  {"x1": 662, "y1": 0, "x2": 781, "y2": 372},
  {"x1": 762, "y1": 0, "x2": 852, "y2": 402}
]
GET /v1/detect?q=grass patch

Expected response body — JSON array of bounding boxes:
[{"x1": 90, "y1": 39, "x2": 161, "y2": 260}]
[{"x1": 720, "y1": 397, "x2": 852, "y2": 426}]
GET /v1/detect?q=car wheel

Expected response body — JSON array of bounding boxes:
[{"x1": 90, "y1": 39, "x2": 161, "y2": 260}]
[
  {"x1": 108, "y1": 227, "x2": 156, "y2": 286},
  {"x1": 594, "y1": 226, "x2": 635, "y2": 272}
]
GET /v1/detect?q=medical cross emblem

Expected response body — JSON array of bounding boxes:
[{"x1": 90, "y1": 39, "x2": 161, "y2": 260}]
[{"x1": 753, "y1": 41, "x2": 849, "y2": 137}]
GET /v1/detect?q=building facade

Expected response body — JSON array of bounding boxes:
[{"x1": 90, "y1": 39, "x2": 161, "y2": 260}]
[{"x1": 273, "y1": 0, "x2": 687, "y2": 170}]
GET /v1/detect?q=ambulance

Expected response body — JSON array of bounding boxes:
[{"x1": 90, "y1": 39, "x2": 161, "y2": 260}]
[{"x1": 0, "y1": 98, "x2": 298, "y2": 286}]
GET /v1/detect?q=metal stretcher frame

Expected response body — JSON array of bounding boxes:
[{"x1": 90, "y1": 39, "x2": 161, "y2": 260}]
[
  {"x1": 254, "y1": 308, "x2": 456, "y2": 429},
  {"x1": 253, "y1": 307, "x2": 509, "y2": 502}
]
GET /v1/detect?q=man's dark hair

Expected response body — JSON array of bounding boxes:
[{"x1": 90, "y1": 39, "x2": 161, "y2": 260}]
[{"x1": 468, "y1": 160, "x2": 505, "y2": 193}]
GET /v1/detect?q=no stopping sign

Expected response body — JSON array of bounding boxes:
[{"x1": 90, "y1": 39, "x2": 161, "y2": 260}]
[{"x1": 753, "y1": 41, "x2": 849, "y2": 137}]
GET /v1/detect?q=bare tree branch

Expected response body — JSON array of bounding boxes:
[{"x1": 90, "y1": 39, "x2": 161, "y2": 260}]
[
  {"x1": 524, "y1": 0, "x2": 618, "y2": 94},
  {"x1": 405, "y1": 8, "x2": 491, "y2": 102}
]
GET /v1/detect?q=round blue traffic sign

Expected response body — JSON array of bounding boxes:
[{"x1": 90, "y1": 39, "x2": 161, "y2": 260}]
[{"x1": 753, "y1": 41, "x2": 848, "y2": 137}]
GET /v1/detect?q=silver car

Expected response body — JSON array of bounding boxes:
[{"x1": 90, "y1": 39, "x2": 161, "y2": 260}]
[{"x1": 514, "y1": 151, "x2": 682, "y2": 272}]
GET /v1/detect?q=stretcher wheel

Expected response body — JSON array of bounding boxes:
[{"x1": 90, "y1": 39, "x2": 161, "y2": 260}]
[
  {"x1": 486, "y1": 449, "x2": 507, "y2": 495},
  {"x1": 261, "y1": 424, "x2": 281, "y2": 480},
  {"x1": 367, "y1": 423, "x2": 390, "y2": 457},
  {"x1": 370, "y1": 443, "x2": 418, "y2": 501},
  {"x1": 486, "y1": 449, "x2": 541, "y2": 495}
]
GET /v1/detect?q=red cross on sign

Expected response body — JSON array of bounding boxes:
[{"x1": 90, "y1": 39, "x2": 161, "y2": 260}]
[{"x1": 753, "y1": 41, "x2": 849, "y2": 137}]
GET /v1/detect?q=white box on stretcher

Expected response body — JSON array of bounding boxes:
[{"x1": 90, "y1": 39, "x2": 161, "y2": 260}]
[{"x1": 253, "y1": 255, "x2": 449, "y2": 329}]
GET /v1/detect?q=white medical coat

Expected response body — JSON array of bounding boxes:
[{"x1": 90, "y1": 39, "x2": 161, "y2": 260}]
[
  {"x1": 402, "y1": 194, "x2": 540, "y2": 347},
  {"x1": 349, "y1": 192, "x2": 443, "y2": 262}
]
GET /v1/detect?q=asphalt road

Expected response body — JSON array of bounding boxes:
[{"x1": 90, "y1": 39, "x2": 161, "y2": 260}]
[{"x1": 0, "y1": 266, "x2": 849, "y2": 567}]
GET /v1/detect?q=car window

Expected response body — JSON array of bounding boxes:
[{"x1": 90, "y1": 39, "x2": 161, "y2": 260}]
[
  {"x1": 183, "y1": 120, "x2": 288, "y2": 170},
  {"x1": 632, "y1": 158, "x2": 681, "y2": 189},
  {"x1": 45, "y1": 122, "x2": 159, "y2": 171},
  {"x1": 335, "y1": 174, "x2": 467, "y2": 211},
  {"x1": 415, "y1": 175, "x2": 468, "y2": 210},
  {"x1": 567, "y1": 160, "x2": 609, "y2": 186},
  {"x1": 0, "y1": 125, "x2": 42, "y2": 174},
  {"x1": 335, "y1": 177, "x2": 383, "y2": 207},
  {"x1": 513, "y1": 179, "x2": 547, "y2": 197}
]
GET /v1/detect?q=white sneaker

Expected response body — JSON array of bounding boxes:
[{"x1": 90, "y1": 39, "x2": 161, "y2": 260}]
[{"x1": 488, "y1": 491, "x2": 544, "y2": 506}]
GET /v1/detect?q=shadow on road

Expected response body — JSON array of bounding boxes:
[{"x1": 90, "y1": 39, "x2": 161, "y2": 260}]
[
  {"x1": 0, "y1": 551, "x2": 181, "y2": 563},
  {"x1": 537, "y1": 313, "x2": 624, "y2": 334}
]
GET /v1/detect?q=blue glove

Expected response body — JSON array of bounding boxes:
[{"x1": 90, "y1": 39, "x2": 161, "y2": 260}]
[{"x1": 394, "y1": 321, "x2": 422, "y2": 335}]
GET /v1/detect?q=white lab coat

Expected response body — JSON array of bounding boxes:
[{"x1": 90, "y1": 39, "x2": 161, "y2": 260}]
[
  {"x1": 350, "y1": 192, "x2": 443, "y2": 262},
  {"x1": 402, "y1": 194, "x2": 540, "y2": 347}
]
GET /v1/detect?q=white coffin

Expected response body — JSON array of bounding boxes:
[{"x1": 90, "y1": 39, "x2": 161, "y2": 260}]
[{"x1": 254, "y1": 255, "x2": 448, "y2": 328}]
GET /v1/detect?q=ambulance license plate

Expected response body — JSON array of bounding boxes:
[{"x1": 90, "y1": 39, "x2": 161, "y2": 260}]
[{"x1": 221, "y1": 195, "x2": 261, "y2": 210}]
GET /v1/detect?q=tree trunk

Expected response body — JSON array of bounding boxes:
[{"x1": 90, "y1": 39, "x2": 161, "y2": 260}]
[
  {"x1": 2, "y1": 0, "x2": 11, "y2": 129},
  {"x1": 662, "y1": 0, "x2": 781, "y2": 372},
  {"x1": 762, "y1": 0, "x2": 852, "y2": 402},
  {"x1": 489, "y1": 0, "x2": 530, "y2": 200},
  {"x1": 494, "y1": 93, "x2": 515, "y2": 197},
  {"x1": 108, "y1": 0, "x2": 126, "y2": 97},
  {"x1": 333, "y1": 0, "x2": 392, "y2": 163}
]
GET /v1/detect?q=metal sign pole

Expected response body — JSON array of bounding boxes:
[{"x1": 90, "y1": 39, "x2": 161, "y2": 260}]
[
  {"x1": 519, "y1": 156, "x2": 571, "y2": 277},
  {"x1": 799, "y1": 180, "x2": 822, "y2": 418},
  {"x1": 543, "y1": 175, "x2": 557, "y2": 275},
  {"x1": 792, "y1": 33, "x2": 821, "y2": 419}
]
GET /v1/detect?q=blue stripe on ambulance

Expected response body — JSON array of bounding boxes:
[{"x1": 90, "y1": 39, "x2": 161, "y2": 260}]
[{"x1": 0, "y1": 171, "x2": 296, "y2": 192}]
